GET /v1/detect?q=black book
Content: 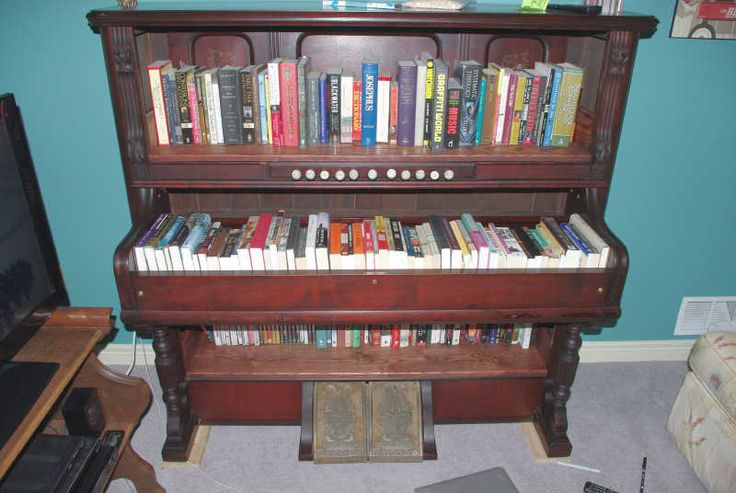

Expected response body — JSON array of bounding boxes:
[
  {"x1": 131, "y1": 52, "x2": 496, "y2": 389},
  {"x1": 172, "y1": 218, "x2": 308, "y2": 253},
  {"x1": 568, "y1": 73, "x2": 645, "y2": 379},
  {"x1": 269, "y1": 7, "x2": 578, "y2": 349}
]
[
  {"x1": 326, "y1": 68, "x2": 342, "y2": 144},
  {"x1": 218, "y1": 65, "x2": 244, "y2": 144}
]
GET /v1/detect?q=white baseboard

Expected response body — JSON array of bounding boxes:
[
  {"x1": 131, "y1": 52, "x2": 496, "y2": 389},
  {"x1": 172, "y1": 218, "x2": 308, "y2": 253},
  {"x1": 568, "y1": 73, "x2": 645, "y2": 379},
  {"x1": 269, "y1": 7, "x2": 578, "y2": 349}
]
[{"x1": 98, "y1": 339, "x2": 694, "y2": 367}]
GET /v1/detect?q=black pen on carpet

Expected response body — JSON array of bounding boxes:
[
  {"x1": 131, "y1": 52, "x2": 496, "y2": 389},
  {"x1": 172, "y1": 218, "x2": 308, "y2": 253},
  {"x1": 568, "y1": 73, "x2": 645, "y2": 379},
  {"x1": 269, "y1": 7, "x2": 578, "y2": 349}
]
[{"x1": 640, "y1": 456, "x2": 647, "y2": 493}]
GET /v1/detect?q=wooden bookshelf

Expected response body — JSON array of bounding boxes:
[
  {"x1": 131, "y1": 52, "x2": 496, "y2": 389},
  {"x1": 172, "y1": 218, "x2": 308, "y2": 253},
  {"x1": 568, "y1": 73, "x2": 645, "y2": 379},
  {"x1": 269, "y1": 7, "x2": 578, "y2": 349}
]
[{"x1": 88, "y1": 3, "x2": 657, "y2": 462}]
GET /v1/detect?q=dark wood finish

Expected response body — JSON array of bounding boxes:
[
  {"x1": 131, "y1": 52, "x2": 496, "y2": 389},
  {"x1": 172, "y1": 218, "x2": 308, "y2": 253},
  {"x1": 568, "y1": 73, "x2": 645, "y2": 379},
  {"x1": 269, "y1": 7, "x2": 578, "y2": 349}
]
[
  {"x1": 0, "y1": 307, "x2": 163, "y2": 491},
  {"x1": 299, "y1": 382, "x2": 314, "y2": 461},
  {"x1": 421, "y1": 381, "x2": 437, "y2": 460},
  {"x1": 88, "y1": 3, "x2": 657, "y2": 461}
]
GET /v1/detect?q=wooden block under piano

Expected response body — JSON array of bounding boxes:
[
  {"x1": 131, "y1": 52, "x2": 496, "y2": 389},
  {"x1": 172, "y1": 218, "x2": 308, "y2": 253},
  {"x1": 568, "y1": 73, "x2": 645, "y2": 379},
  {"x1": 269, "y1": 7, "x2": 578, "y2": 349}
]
[
  {"x1": 368, "y1": 381, "x2": 423, "y2": 462},
  {"x1": 313, "y1": 382, "x2": 368, "y2": 464}
]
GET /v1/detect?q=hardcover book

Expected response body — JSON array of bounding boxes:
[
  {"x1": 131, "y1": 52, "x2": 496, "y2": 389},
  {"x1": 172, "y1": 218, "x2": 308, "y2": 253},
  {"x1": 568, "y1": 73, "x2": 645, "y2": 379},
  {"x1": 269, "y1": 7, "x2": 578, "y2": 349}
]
[
  {"x1": 361, "y1": 60, "x2": 379, "y2": 146},
  {"x1": 297, "y1": 56, "x2": 311, "y2": 147},
  {"x1": 306, "y1": 71, "x2": 321, "y2": 145},
  {"x1": 396, "y1": 60, "x2": 417, "y2": 146},
  {"x1": 455, "y1": 60, "x2": 482, "y2": 146},
  {"x1": 267, "y1": 58, "x2": 283, "y2": 146},
  {"x1": 175, "y1": 65, "x2": 196, "y2": 144},
  {"x1": 549, "y1": 62, "x2": 583, "y2": 147},
  {"x1": 444, "y1": 78, "x2": 462, "y2": 149},
  {"x1": 376, "y1": 73, "x2": 391, "y2": 144},
  {"x1": 147, "y1": 60, "x2": 172, "y2": 146},
  {"x1": 326, "y1": 68, "x2": 342, "y2": 144},
  {"x1": 278, "y1": 59, "x2": 300, "y2": 147},
  {"x1": 340, "y1": 71, "x2": 354, "y2": 143},
  {"x1": 239, "y1": 66, "x2": 257, "y2": 144},
  {"x1": 430, "y1": 59, "x2": 449, "y2": 152},
  {"x1": 218, "y1": 65, "x2": 244, "y2": 144}
]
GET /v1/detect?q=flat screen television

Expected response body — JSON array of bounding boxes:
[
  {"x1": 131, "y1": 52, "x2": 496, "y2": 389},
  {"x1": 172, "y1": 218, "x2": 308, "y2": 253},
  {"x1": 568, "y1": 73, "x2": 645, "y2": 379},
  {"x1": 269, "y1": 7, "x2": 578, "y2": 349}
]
[
  {"x1": 0, "y1": 93, "x2": 69, "y2": 361},
  {"x1": 0, "y1": 93, "x2": 70, "y2": 451}
]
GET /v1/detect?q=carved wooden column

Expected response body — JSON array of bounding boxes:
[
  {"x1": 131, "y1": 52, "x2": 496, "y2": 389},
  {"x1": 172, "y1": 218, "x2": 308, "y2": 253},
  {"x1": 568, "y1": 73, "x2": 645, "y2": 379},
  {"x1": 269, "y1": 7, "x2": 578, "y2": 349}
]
[
  {"x1": 533, "y1": 324, "x2": 582, "y2": 457},
  {"x1": 152, "y1": 327, "x2": 198, "y2": 461}
]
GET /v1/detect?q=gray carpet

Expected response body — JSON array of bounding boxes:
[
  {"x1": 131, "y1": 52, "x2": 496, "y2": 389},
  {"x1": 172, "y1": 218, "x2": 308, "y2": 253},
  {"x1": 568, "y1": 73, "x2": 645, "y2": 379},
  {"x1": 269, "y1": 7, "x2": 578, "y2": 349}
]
[{"x1": 107, "y1": 360, "x2": 705, "y2": 493}]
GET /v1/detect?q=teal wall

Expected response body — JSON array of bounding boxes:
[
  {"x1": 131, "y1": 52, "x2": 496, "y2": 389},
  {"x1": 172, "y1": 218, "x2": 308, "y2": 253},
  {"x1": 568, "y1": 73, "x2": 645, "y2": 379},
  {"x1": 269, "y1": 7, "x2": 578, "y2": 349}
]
[{"x1": 0, "y1": 1, "x2": 733, "y2": 344}]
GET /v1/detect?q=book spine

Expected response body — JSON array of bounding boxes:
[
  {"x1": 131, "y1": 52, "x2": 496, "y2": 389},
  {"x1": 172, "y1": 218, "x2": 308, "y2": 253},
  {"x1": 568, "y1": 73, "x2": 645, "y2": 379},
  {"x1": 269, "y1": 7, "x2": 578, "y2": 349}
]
[
  {"x1": 297, "y1": 57, "x2": 310, "y2": 147},
  {"x1": 249, "y1": 66, "x2": 262, "y2": 145},
  {"x1": 352, "y1": 80, "x2": 362, "y2": 142},
  {"x1": 474, "y1": 75, "x2": 487, "y2": 146},
  {"x1": 423, "y1": 59, "x2": 435, "y2": 147},
  {"x1": 340, "y1": 72, "x2": 353, "y2": 144},
  {"x1": 444, "y1": 79, "x2": 461, "y2": 149},
  {"x1": 492, "y1": 68, "x2": 508, "y2": 144},
  {"x1": 502, "y1": 71, "x2": 517, "y2": 144},
  {"x1": 480, "y1": 68, "x2": 498, "y2": 145},
  {"x1": 194, "y1": 70, "x2": 209, "y2": 144},
  {"x1": 376, "y1": 75, "x2": 391, "y2": 144},
  {"x1": 267, "y1": 60, "x2": 283, "y2": 146},
  {"x1": 430, "y1": 60, "x2": 449, "y2": 152},
  {"x1": 147, "y1": 63, "x2": 170, "y2": 146},
  {"x1": 319, "y1": 73, "x2": 328, "y2": 144},
  {"x1": 240, "y1": 67, "x2": 256, "y2": 144},
  {"x1": 396, "y1": 61, "x2": 417, "y2": 146},
  {"x1": 388, "y1": 81, "x2": 398, "y2": 145},
  {"x1": 257, "y1": 69, "x2": 269, "y2": 144},
  {"x1": 218, "y1": 68, "x2": 244, "y2": 144},
  {"x1": 327, "y1": 70, "x2": 341, "y2": 144},
  {"x1": 210, "y1": 73, "x2": 225, "y2": 144},
  {"x1": 457, "y1": 62, "x2": 481, "y2": 146},
  {"x1": 414, "y1": 61, "x2": 427, "y2": 147},
  {"x1": 542, "y1": 67, "x2": 563, "y2": 147},
  {"x1": 163, "y1": 69, "x2": 182, "y2": 145},
  {"x1": 360, "y1": 61, "x2": 379, "y2": 146},
  {"x1": 517, "y1": 72, "x2": 533, "y2": 144},
  {"x1": 176, "y1": 69, "x2": 194, "y2": 144},
  {"x1": 307, "y1": 73, "x2": 320, "y2": 145},
  {"x1": 187, "y1": 73, "x2": 202, "y2": 144},
  {"x1": 279, "y1": 61, "x2": 300, "y2": 147},
  {"x1": 550, "y1": 68, "x2": 583, "y2": 147}
]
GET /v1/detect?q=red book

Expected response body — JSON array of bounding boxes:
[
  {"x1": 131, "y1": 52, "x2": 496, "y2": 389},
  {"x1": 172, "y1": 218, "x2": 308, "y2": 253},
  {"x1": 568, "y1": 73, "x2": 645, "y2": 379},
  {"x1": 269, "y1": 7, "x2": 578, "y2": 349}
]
[
  {"x1": 248, "y1": 213, "x2": 272, "y2": 271},
  {"x1": 186, "y1": 74, "x2": 202, "y2": 144},
  {"x1": 523, "y1": 71, "x2": 541, "y2": 145},
  {"x1": 390, "y1": 325, "x2": 400, "y2": 349},
  {"x1": 278, "y1": 59, "x2": 300, "y2": 147},
  {"x1": 352, "y1": 80, "x2": 362, "y2": 142},
  {"x1": 370, "y1": 325, "x2": 381, "y2": 346},
  {"x1": 337, "y1": 326, "x2": 346, "y2": 347},
  {"x1": 389, "y1": 81, "x2": 398, "y2": 145}
]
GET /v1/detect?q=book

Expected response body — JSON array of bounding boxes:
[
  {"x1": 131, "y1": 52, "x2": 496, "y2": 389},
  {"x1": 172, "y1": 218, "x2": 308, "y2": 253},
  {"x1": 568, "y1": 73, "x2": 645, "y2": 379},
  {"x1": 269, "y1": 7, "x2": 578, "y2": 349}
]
[
  {"x1": 256, "y1": 64, "x2": 269, "y2": 144},
  {"x1": 142, "y1": 214, "x2": 173, "y2": 272},
  {"x1": 217, "y1": 65, "x2": 244, "y2": 144},
  {"x1": 250, "y1": 64, "x2": 264, "y2": 145},
  {"x1": 352, "y1": 79, "x2": 362, "y2": 142},
  {"x1": 319, "y1": 72, "x2": 328, "y2": 144},
  {"x1": 175, "y1": 66, "x2": 196, "y2": 144},
  {"x1": 235, "y1": 215, "x2": 259, "y2": 271},
  {"x1": 326, "y1": 68, "x2": 342, "y2": 144},
  {"x1": 360, "y1": 60, "x2": 379, "y2": 146},
  {"x1": 508, "y1": 70, "x2": 527, "y2": 145},
  {"x1": 219, "y1": 228, "x2": 244, "y2": 270},
  {"x1": 209, "y1": 68, "x2": 225, "y2": 144},
  {"x1": 133, "y1": 213, "x2": 167, "y2": 271},
  {"x1": 239, "y1": 66, "x2": 257, "y2": 144},
  {"x1": 493, "y1": 66, "x2": 509, "y2": 145},
  {"x1": 376, "y1": 73, "x2": 391, "y2": 144},
  {"x1": 422, "y1": 54, "x2": 435, "y2": 147},
  {"x1": 444, "y1": 77, "x2": 462, "y2": 149},
  {"x1": 185, "y1": 67, "x2": 203, "y2": 144},
  {"x1": 206, "y1": 226, "x2": 231, "y2": 270},
  {"x1": 561, "y1": 222, "x2": 600, "y2": 268},
  {"x1": 162, "y1": 65, "x2": 183, "y2": 145},
  {"x1": 539, "y1": 216, "x2": 582, "y2": 268},
  {"x1": 413, "y1": 57, "x2": 427, "y2": 147},
  {"x1": 522, "y1": 68, "x2": 543, "y2": 145},
  {"x1": 428, "y1": 215, "x2": 451, "y2": 269},
  {"x1": 541, "y1": 64, "x2": 563, "y2": 147},
  {"x1": 147, "y1": 60, "x2": 172, "y2": 146},
  {"x1": 501, "y1": 70, "x2": 518, "y2": 145},
  {"x1": 430, "y1": 59, "x2": 449, "y2": 152},
  {"x1": 549, "y1": 62, "x2": 583, "y2": 147},
  {"x1": 296, "y1": 56, "x2": 310, "y2": 147},
  {"x1": 278, "y1": 59, "x2": 300, "y2": 147},
  {"x1": 306, "y1": 71, "x2": 321, "y2": 145},
  {"x1": 166, "y1": 214, "x2": 197, "y2": 271},
  {"x1": 294, "y1": 226, "x2": 308, "y2": 270},
  {"x1": 569, "y1": 213, "x2": 610, "y2": 268},
  {"x1": 284, "y1": 217, "x2": 300, "y2": 271},
  {"x1": 248, "y1": 213, "x2": 272, "y2": 271},
  {"x1": 351, "y1": 222, "x2": 366, "y2": 270},
  {"x1": 396, "y1": 60, "x2": 417, "y2": 147},
  {"x1": 389, "y1": 80, "x2": 398, "y2": 145},
  {"x1": 267, "y1": 58, "x2": 283, "y2": 146},
  {"x1": 455, "y1": 60, "x2": 482, "y2": 146},
  {"x1": 195, "y1": 221, "x2": 222, "y2": 271},
  {"x1": 265, "y1": 212, "x2": 284, "y2": 271},
  {"x1": 491, "y1": 224, "x2": 528, "y2": 269},
  {"x1": 305, "y1": 213, "x2": 318, "y2": 270},
  {"x1": 329, "y1": 221, "x2": 343, "y2": 270},
  {"x1": 340, "y1": 70, "x2": 354, "y2": 143},
  {"x1": 315, "y1": 212, "x2": 330, "y2": 271},
  {"x1": 475, "y1": 73, "x2": 487, "y2": 145}
]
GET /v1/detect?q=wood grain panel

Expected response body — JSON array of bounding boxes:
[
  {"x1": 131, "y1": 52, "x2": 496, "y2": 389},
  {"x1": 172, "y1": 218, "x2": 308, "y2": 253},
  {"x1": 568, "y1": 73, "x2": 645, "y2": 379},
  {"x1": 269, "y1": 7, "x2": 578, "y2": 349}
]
[
  {"x1": 433, "y1": 379, "x2": 544, "y2": 422},
  {"x1": 189, "y1": 381, "x2": 302, "y2": 422}
]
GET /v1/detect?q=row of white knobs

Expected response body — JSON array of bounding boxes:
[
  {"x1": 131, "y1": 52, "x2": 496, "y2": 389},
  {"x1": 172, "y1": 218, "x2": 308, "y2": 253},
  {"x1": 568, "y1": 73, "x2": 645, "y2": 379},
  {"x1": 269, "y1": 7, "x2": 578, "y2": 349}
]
[{"x1": 290, "y1": 168, "x2": 455, "y2": 181}]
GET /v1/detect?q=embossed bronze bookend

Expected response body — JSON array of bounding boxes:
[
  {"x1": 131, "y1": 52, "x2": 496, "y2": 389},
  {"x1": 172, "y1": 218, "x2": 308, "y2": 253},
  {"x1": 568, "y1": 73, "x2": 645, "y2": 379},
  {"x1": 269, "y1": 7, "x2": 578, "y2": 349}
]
[
  {"x1": 313, "y1": 382, "x2": 368, "y2": 463},
  {"x1": 368, "y1": 381, "x2": 423, "y2": 462}
]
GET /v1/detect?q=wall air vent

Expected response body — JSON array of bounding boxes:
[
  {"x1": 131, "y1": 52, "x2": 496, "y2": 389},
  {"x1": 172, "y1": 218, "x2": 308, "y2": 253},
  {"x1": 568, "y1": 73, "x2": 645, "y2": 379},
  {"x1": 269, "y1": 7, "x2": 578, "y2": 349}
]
[{"x1": 674, "y1": 297, "x2": 736, "y2": 336}]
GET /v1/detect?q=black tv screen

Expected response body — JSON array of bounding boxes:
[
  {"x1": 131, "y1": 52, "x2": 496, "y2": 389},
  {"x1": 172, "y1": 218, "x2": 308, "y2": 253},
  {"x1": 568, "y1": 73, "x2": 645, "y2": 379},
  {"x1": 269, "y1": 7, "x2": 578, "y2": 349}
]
[{"x1": 0, "y1": 94, "x2": 68, "y2": 357}]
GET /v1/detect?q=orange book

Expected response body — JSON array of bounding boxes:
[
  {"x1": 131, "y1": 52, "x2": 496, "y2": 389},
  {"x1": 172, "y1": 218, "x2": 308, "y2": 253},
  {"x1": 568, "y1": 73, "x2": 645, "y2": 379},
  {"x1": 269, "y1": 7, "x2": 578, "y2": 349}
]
[
  {"x1": 352, "y1": 80, "x2": 362, "y2": 142},
  {"x1": 351, "y1": 222, "x2": 365, "y2": 270},
  {"x1": 329, "y1": 222, "x2": 342, "y2": 270}
]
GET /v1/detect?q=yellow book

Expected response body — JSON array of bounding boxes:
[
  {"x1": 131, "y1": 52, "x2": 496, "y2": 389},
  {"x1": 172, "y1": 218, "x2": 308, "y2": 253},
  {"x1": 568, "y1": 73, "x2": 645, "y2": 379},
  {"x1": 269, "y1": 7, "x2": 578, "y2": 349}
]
[
  {"x1": 264, "y1": 74, "x2": 273, "y2": 144},
  {"x1": 550, "y1": 63, "x2": 583, "y2": 147},
  {"x1": 450, "y1": 220, "x2": 470, "y2": 269},
  {"x1": 509, "y1": 70, "x2": 527, "y2": 145}
]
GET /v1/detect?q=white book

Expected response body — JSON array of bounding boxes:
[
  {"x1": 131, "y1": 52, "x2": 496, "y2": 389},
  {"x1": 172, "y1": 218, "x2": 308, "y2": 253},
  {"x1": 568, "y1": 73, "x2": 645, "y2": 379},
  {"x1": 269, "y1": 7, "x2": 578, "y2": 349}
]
[
  {"x1": 363, "y1": 220, "x2": 375, "y2": 271},
  {"x1": 305, "y1": 214, "x2": 318, "y2": 270},
  {"x1": 569, "y1": 213, "x2": 611, "y2": 268},
  {"x1": 478, "y1": 223, "x2": 502, "y2": 269},
  {"x1": 376, "y1": 74, "x2": 391, "y2": 143},
  {"x1": 274, "y1": 217, "x2": 291, "y2": 271},
  {"x1": 340, "y1": 71, "x2": 354, "y2": 143},
  {"x1": 209, "y1": 69, "x2": 224, "y2": 144},
  {"x1": 236, "y1": 216, "x2": 259, "y2": 272},
  {"x1": 414, "y1": 58, "x2": 427, "y2": 147},
  {"x1": 419, "y1": 223, "x2": 440, "y2": 269},
  {"x1": 492, "y1": 225, "x2": 527, "y2": 269},
  {"x1": 315, "y1": 212, "x2": 330, "y2": 271},
  {"x1": 519, "y1": 323, "x2": 533, "y2": 349},
  {"x1": 494, "y1": 68, "x2": 510, "y2": 144},
  {"x1": 264, "y1": 215, "x2": 282, "y2": 271}
]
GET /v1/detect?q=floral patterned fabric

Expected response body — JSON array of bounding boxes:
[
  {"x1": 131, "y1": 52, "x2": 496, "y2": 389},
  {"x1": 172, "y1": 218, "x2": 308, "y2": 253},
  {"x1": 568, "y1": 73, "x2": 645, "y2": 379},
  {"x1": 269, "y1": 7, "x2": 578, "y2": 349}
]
[
  {"x1": 667, "y1": 332, "x2": 736, "y2": 493},
  {"x1": 689, "y1": 332, "x2": 736, "y2": 423}
]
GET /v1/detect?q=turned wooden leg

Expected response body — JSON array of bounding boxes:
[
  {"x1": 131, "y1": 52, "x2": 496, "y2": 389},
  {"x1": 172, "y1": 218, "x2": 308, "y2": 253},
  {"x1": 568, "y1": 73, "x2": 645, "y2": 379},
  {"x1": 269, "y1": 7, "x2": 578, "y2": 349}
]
[
  {"x1": 533, "y1": 324, "x2": 581, "y2": 457},
  {"x1": 152, "y1": 326, "x2": 198, "y2": 462},
  {"x1": 112, "y1": 443, "x2": 165, "y2": 493}
]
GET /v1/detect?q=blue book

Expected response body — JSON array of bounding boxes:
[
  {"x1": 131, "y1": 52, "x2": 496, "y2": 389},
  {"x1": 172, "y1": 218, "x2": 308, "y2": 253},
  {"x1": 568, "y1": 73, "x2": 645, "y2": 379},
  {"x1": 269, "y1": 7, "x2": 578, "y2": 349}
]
[
  {"x1": 361, "y1": 60, "x2": 379, "y2": 146},
  {"x1": 316, "y1": 327, "x2": 328, "y2": 348},
  {"x1": 158, "y1": 215, "x2": 185, "y2": 249},
  {"x1": 560, "y1": 222, "x2": 591, "y2": 255},
  {"x1": 542, "y1": 66, "x2": 562, "y2": 147},
  {"x1": 257, "y1": 68, "x2": 269, "y2": 144},
  {"x1": 402, "y1": 225, "x2": 415, "y2": 258},
  {"x1": 318, "y1": 73, "x2": 328, "y2": 144},
  {"x1": 475, "y1": 76, "x2": 487, "y2": 145}
]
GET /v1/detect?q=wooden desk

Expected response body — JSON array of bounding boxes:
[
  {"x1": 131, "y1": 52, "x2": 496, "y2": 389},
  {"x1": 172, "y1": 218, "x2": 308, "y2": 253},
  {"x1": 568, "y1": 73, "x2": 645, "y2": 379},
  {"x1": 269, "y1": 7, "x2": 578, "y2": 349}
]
[{"x1": 0, "y1": 307, "x2": 163, "y2": 492}]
